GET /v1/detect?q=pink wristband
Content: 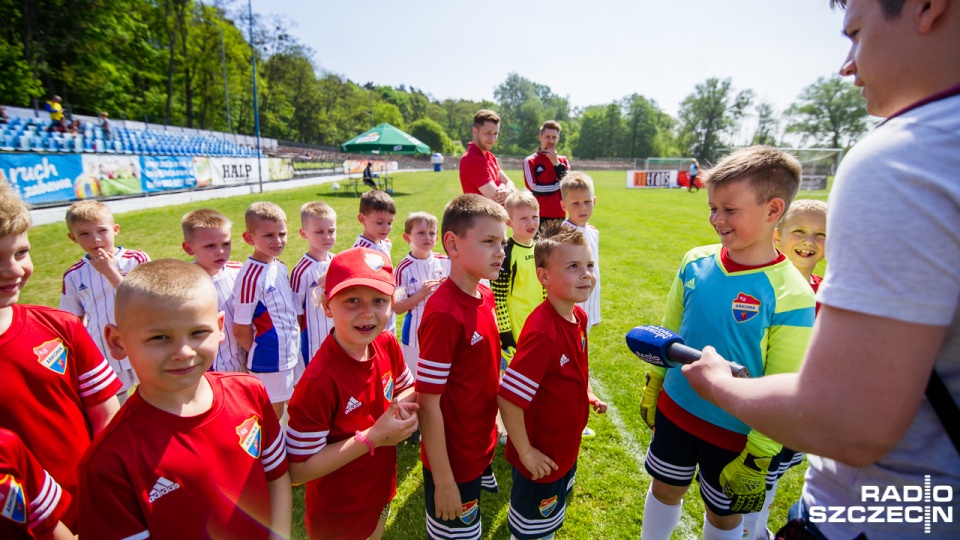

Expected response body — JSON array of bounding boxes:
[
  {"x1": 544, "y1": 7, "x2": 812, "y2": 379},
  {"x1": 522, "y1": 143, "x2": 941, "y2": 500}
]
[{"x1": 354, "y1": 431, "x2": 375, "y2": 456}]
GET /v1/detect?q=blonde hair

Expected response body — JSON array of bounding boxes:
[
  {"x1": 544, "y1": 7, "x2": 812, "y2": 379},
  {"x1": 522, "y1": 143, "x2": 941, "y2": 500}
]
[
  {"x1": 703, "y1": 146, "x2": 802, "y2": 207},
  {"x1": 535, "y1": 223, "x2": 588, "y2": 269},
  {"x1": 778, "y1": 199, "x2": 828, "y2": 231},
  {"x1": 560, "y1": 171, "x2": 595, "y2": 199},
  {"x1": 114, "y1": 259, "x2": 215, "y2": 323},
  {"x1": 181, "y1": 208, "x2": 232, "y2": 241},
  {"x1": 65, "y1": 200, "x2": 114, "y2": 230},
  {"x1": 359, "y1": 190, "x2": 397, "y2": 215},
  {"x1": 300, "y1": 201, "x2": 337, "y2": 224},
  {"x1": 0, "y1": 181, "x2": 31, "y2": 237},
  {"x1": 540, "y1": 120, "x2": 562, "y2": 134},
  {"x1": 244, "y1": 201, "x2": 286, "y2": 232},
  {"x1": 441, "y1": 195, "x2": 508, "y2": 248},
  {"x1": 504, "y1": 191, "x2": 539, "y2": 215},
  {"x1": 473, "y1": 109, "x2": 501, "y2": 127},
  {"x1": 405, "y1": 211, "x2": 438, "y2": 234}
]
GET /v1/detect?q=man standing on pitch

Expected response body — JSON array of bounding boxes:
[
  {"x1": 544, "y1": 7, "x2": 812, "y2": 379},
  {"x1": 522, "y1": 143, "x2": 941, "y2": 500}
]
[
  {"x1": 523, "y1": 120, "x2": 570, "y2": 234},
  {"x1": 459, "y1": 109, "x2": 516, "y2": 204}
]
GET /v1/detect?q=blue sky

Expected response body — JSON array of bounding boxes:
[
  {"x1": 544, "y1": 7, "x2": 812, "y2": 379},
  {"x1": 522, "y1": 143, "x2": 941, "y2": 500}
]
[{"x1": 248, "y1": 0, "x2": 850, "y2": 138}]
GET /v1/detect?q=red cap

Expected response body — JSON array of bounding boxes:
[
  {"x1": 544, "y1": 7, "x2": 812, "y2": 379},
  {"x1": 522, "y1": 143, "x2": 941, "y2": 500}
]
[{"x1": 325, "y1": 247, "x2": 395, "y2": 300}]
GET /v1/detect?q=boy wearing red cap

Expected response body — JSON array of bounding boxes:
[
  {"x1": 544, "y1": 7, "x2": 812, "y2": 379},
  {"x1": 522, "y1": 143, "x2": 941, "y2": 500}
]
[{"x1": 286, "y1": 247, "x2": 419, "y2": 540}]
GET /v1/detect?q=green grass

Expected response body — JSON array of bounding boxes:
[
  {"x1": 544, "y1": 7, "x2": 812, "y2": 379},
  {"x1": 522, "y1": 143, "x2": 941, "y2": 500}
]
[{"x1": 20, "y1": 170, "x2": 829, "y2": 539}]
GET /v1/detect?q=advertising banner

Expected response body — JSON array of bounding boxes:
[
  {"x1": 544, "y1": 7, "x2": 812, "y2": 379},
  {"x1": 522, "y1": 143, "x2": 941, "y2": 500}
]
[
  {"x1": 79, "y1": 155, "x2": 143, "y2": 198},
  {"x1": 209, "y1": 157, "x2": 260, "y2": 186},
  {"x1": 267, "y1": 158, "x2": 294, "y2": 182},
  {"x1": 141, "y1": 156, "x2": 197, "y2": 193},
  {"x1": 343, "y1": 160, "x2": 399, "y2": 175},
  {"x1": 625, "y1": 170, "x2": 678, "y2": 188},
  {"x1": 0, "y1": 154, "x2": 80, "y2": 204}
]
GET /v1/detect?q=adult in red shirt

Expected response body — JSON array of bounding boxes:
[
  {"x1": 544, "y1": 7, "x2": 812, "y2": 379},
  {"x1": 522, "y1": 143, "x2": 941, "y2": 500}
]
[
  {"x1": 523, "y1": 120, "x2": 570, "y2": 232},
  {"x1": 459, "y1": 109, "x2": 516, "y2": 204}
]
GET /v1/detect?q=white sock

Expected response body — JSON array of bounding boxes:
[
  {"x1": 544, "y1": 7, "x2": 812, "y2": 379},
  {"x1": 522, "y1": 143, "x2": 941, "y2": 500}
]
[
  {"x1": 641, "y1": 486, "x2": 682, "y2": 540},
  {"x1": 741, "y1": 512, "x2": 760, "y2": 540},
  {"x1": 753, "y1": 480, "x2": 778, "y2": 539},
  {"x1": 701, "y1": 513, "x2": 743, "y2": 540}
]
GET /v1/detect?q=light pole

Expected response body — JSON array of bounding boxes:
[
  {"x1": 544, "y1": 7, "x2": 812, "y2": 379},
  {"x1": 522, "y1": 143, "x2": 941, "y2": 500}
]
[
  {"x1": 200, "y1": 18, "x2": 232, "y2": 133},
  {"x1": 247, "y1": 0, "x2": 263, "y2": 193}
]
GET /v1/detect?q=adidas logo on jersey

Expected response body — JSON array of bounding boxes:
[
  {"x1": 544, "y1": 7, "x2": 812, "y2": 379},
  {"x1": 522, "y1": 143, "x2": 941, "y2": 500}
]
[
  {"x1": 560, "y1": 354, "x2": 570, "y2": 367},
  {"x1": 345, "y1": 397, "x2": 362, "y2": 415},
  {"x1": 78, "y1": 283, "x2": 88, "y2": 291},
  {"x1": 684, "y1": 278, "x2": 696, "y2": 290},
  {"x1": 309, "y1": 281, "x2": 318, "y2": 288},
  {"x1": 266, "y1": 285, "x2": 276, "y2": 293},
  {"x1": 470, "y1": 331, "x2": 483, "y2": 346},
  {"x1": 148, "y1": 477, "x2": 181, "y2": 503}
]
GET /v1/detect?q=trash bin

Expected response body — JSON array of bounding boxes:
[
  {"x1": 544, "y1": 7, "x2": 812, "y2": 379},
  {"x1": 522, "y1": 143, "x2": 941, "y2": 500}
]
[{"x1": 430, "y1": 152, "x2": 444, "y2": 172}]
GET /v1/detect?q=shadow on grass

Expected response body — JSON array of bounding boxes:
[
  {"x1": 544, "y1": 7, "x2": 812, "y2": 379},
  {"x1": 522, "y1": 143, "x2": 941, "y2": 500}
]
[{"x1": 314, "y1": 189, "x2": 413, "y2": 199}]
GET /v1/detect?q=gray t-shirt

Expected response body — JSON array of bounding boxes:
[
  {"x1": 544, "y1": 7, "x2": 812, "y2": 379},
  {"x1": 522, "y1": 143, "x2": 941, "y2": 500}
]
[{"x1": 802, "y1": 93, "x2": 960, "y2": 539}]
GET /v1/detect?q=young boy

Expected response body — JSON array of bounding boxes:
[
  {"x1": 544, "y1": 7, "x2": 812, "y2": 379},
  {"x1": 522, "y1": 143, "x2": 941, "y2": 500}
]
[
  {"x1": 61, "y1": 200, "x2": 150, "y2": 398},
  {"x1": 286, "y1": 247, "x2": 418, "y2": 540},
  {"x1": 498, "y1": 225, "x2": 608, "y2": 540},
  {"x1": 492, "y1": 191, "x2": 544, "y2": 369},
  {"x1": 560, "y1": 173, "x2": 600, "y2": 333},
  {"x1": 0, "y1": 182, "x2": 121, "y2": 534},
  {"x1": 639, "y1": 147, "x2": 816, "y2": 540},
  {"x1": 181, "y1": 208, "x2": 245, "y2": 372},
  {"x1": 81, "y1": 260, "x2": 291, "y2": 539},
  {"x1": 393, "y1": 212, "x2": 450, "y2": 373},
  {"x1": 232, "y1": 202, "x2": 301, "y2": 419},
  {"x1": 0, "y1": 428, "x2": 73, "y2": 540},
  {"x1": 417, "y1": 194, "x2": 508, "y2": 539},
  {"x1": 291, "y1": 201, "x2": 337, "y2": 365},
  {"x1": 353, "y1": 189, "x2": 397, "y2": 332}
]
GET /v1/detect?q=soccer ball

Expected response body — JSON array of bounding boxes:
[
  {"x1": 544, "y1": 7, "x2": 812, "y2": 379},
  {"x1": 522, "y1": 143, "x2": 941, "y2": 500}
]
[{"x1": 331, "y1": 182, "x2": 340, "y2": 190}]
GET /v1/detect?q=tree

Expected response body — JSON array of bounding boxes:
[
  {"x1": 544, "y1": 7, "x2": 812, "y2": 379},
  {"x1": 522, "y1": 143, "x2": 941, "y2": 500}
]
[
  {"x1": 408, "y1": 118, "x2": 454, "y2": 154},
  {"x1": 786, "y1": 75, "x2": 868, "y2": 148},
  {"x1": 752, "y1": 102, "x2": 780, "y2": 146},
  {"x1": 678, "y1": 78, "x2": 754, "y2": 163}
]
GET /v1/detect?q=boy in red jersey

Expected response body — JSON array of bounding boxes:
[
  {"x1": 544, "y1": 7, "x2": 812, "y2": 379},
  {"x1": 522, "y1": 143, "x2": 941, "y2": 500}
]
[
  {"x1": 498, "y1": 225, "x2": 607, "y2": 540},
  {"x1": 80, "y1": 259, "x2": 291, "y2": 539},
  {"x1": 0, "y1": 428, "x2": 73, "y2": 540},
  {"x1": 417, "y1": 194, "x2": 509, "y2": 540},
  {"x1": 286, "y1": 247, "x2": 418, "y2": 539},
  {"x1": 0, "y1": 182, "x2": 121, "y2": 534}
]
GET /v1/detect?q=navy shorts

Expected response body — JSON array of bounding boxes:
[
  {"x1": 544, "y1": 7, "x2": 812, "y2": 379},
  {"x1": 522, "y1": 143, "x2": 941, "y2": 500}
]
[
  {"x1": 507, "y1": 462, "x2": 577, "y2": 540},
  {"x1": 773, "y1": 446, "x2": 804, "y2": 481},
  {"x1": 423, "y1": 464, "x2": 498, "y2": 540},
  {"x1": 645, "y1": 409, "x2": 780, "y2": 516}
]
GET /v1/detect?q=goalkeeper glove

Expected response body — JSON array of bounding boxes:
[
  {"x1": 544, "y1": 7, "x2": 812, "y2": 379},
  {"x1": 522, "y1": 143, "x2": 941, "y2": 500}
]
[
  {"x1": 501, "y1": 346, "x2": 516, "y2": 369},
  {"x1": 640, "y1": 369, "x2": 665, "y2": 430},
  {"x1": 719, "y1": 431, "x2": 780, "y2": 513}
]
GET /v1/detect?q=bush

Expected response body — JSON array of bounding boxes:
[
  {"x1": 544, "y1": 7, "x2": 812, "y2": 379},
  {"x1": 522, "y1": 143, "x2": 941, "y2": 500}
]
[{"x1": 407, "y1": 118, "x2": 455, "y2": 154}]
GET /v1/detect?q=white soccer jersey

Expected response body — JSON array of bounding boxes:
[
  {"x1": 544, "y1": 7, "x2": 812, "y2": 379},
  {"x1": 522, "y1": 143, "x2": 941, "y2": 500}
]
[
  {"x1": 60, "y1": 246, "x2": 150, "y2": 383},
  {"x1": 394, "y1": 252, "x2": 450, "y2": 350},
  {"x1": 210, "y1": 261, "x2": 245, "y2": 372},
  {"x1": 291, "y1": 253, "x2": 334, "y2": 365},
  {"x1": 565, "y1": 220, "x2": 601, "y2": 329},
  {"x1": 231, "y1": 257, "x2": 300, "y2": 373},
  {"x1": 352, "y1": 235, "x2": 396, "y2": 332}
]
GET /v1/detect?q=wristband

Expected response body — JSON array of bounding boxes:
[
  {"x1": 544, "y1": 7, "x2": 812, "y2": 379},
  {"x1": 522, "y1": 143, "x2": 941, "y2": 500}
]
[{"x1": 354, "y1": 431, "x2": 375, "y2": 456}]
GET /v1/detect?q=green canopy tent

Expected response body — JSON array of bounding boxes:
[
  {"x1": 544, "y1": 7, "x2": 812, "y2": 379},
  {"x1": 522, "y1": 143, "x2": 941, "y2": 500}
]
[{"x1": 340, "y1": 123, "x2": 430, "y2": 194}]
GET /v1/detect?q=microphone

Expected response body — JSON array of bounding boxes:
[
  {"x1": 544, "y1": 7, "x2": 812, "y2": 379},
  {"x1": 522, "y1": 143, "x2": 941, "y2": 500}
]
[{"x1": 625, "y1": 325, "x2": 751, "y2": 378}]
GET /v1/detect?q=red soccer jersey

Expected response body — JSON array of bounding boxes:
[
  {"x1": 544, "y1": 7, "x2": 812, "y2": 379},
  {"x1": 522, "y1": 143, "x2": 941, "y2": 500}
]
[
  {"x1": 416, "y1": 280, "x2": 500, "y2": 482},
  {"x1": 459, "y1": 142, "x2": 502, "y2": 195},
  {"x1": 79, "y1": 373, "x2": 288, "y2": 539},
  {"x1": 286, "y1": 331, "x2": 414, "y2": 540},
  {"x1": 0, "y1": 428, "x2": 72, "y2": 540},
  {"x1": 0, "y1": 304, "x2": 121, "y2": 531},
  {"x1": 523, "y1": 151, "x2": 570, "y2": 219},
  {"x1": 811, "y1": 274, "x2": 823, "y2": 315},
  {"x1": 499, "y1": 302, "x2": 590, "y2": 482}
]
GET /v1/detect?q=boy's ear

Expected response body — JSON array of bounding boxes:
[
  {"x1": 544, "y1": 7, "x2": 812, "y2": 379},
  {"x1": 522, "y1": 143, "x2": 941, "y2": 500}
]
[
  {"x1": 67, "y1": 232, "x2": 78, "y2": 244},
  {"x1": 442, "y1": 231, "x2": 458, "y2": 256},
  {"x1": 918, "y1": 0, "x2": 948, "y2": 33},
  {"x1": 767, "y1": 198, "x2": 786, "y2": 222},
  {"x1": 299, "y1": 227, "x2": 308, "y2": 240},
  {"x1": 320, "y1": 293, "x2": 333, "y2": 318},
  {"x1": 113, "y1": 223, "x2": 120, "y2": 235},
  {"x1": 242, "y1": 231, "x2": 254, "y2": 246},
  {"x1": 103, "y1": 324, "x2": 127, "y2": 361},
  {"x1": 357, "y1": 213, "x2": 366, "y2": 226},
  {"x1": 536, "y1": 266, "x2": 549, "y2": 287},
  {"x1": 402, "y1": 232, "x2": 411, "y2": 244},
  {"x1": 560, "y1": 199, "x2": 567, "y2": 213},
  {"x1": 181, "y1": 241, "x2": 195, "y2": 256},
  {"x1": 216, "y1": 311, "x2": 225, "y2": 344}
]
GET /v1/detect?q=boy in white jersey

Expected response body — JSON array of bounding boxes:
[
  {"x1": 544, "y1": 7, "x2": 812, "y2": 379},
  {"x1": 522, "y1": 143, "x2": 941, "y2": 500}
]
[
  {"x1": 291, "y1": 201, "x2": 337, "y2": 365},
  {"x1": 61, "y1": 200, "x2": 150, "y2": 400},
  {"x1": 560, "y1": 173, "x2": 600, "y2": 333},
  {"x1": 181, "y1": 208, "x2": 245, "y2": 372},
  {"x1": 232, "y1": 202, "x2": 301, "y2": 419},
  {"x1": 353, "y1": 189, "x2": 397, "y2": 331}
]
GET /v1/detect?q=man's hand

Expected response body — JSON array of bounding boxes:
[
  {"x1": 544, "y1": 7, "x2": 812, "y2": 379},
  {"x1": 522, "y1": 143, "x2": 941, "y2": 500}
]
[
  {"x1": 681, "y1": 346, "x2": 735, "y2": 403},
  {"x1": 493, "y1": 184, "x2": 510, "y2": 204},
  {"x1": 434, "y1": 479, "x2": 463, "y2": 521},
  {"x1": 519, "y1": 447, "x2": 558, "y2": 481},
  {"x1": 541, "y1": 147, "x2": 559, "y2": 166},
  {"x1": 640, "y1": 371, "x2": 664, "y2": 429},
  {"x1": 719, "y1": 432, "x2": 778, "y2": 513}
]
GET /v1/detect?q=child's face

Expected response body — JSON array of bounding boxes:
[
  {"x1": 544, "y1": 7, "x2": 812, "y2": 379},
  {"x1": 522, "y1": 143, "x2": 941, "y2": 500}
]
[
  {"x1": 300, "y1": 215, "x2": 337, "y2": 254},
  {"x1": 776, "y1": 212, "x2": 827, "y2": 275},
  {"x1": 243, "y1": 219, "x2": 288, "y2": 260},
  {"x1": 708, "y1": 180, "x2": 780, "y2": 256},
  {"x1": 68, "y1": 219, "x2": 119, "y2": 256},
  {"x1": 182, "y1": 227, "x2": 232, "y2": 275},
  {"x1": 106, "y1": 293, "x2": 223, "y2": 397},
  {"x1": 0, "y1": 231, "x2": 33, "y2": 309},
  {"x1": 323, "y1": 285, "x2": 392, "y2": 354},
  {"x1": 404, "y1": 221, "x2": 438, "y2": 256},
  {"x1": 448, "y1": 216, "x2": 508, "y2": 281},
  {"x1": 358, "y1": 211, "x2": 394, "y2": 242},
  {"x1": 508, "y1": 206, "x2": 540, "y2": 244},
  {"x1": 538, "y1": 242, "x2": 595, "y2": 305},
  {"x1": 561, "y1": 189, "x2": 595, "y2": 227}
]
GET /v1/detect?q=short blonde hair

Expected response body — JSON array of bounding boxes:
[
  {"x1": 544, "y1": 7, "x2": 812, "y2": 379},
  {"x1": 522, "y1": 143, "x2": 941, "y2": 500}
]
[
  {"x1": 65, "y1": 200, "x2": 114, "y2": 230},
  {"x1": 535, "y1": 223, "x2": 588, "y2": 269},
  {"x1": 504, "y1": 191, "x2": 539, "y2": 215},
  {"x1": 703, "y1": 146, "x2": 802, "y2": 207},
  {"x1": 300, "y1": 201, "x2": 336, "y2": 225},
  {"x1": 359, "y1": 190, "x2": 397, "y2": 215},
  {"x1": 244, "y1": 201, "x2": 286, "y2": 232},
  {"x1": 405, "y1": 211, "x2": 438, "y2": 234},
  {"x1": 114, "y1": 259, "x2": 216, "y2": 323},
  {"x1": 0, "y1": 181, "x2": 31, "y2": 238},
  {"x1": 441, "y1": 195, "x2": 508, "y2": 250},
  {"x1": 540, "y1": 120, "x2": 562, "y2": 134},
  {"x1": 778, "y1": 199, "x2": 828, "y2": 231},
  {"x1": 560, "y1": 172, "x2": 595, "y2": 199},
  {"x1": 181, "y1": 208, "x2": 232, "y2": 241}
]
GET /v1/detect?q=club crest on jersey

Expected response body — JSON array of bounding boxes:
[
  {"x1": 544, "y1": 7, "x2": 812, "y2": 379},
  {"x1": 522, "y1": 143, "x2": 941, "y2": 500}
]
[
  {"x1": 34, "y1": 338, "x2": 67, "y2": 374},
  {"x1": 539, "y1": 495, "x2": 559, "y2": 517},
  {"x1": 236, "y1": 416, "x2": 262, "y2": 458},
  {"x1": 732, "y1": 292, "x2": 761, "y2": 323},
  {"x1": 460, "y1": 499, "x2": 479, "y2": 525},
  {"x1": 0, "y1": 475, "x2": 26, "y2": 523},
  {"x1": 382, "y1": 372, "x2": 395, "y2": 401}
]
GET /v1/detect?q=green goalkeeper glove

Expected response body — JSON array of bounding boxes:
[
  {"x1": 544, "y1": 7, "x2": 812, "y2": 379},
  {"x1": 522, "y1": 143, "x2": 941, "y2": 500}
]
[
  {"x1": 640, "y1": 369, "x2": 665, "y2": 430},
  {"x1": 719, "y1": 431, "x2": 781, "y2": 513}
]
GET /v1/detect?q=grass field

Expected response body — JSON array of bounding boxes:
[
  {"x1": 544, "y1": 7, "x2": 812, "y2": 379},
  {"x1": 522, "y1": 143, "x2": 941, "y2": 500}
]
[{"x1": 20, "y1": 170, "x2": 829, "y2": 539}]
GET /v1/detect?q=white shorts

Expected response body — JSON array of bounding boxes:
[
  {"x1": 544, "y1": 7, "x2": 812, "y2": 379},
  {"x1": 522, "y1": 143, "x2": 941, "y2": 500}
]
[
  {"x1": 401, "y1": 343, "x2": 419, "y2": 375},
  {"x1": 251, "y1": 359, "x2": 304, "y2": 403}
]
